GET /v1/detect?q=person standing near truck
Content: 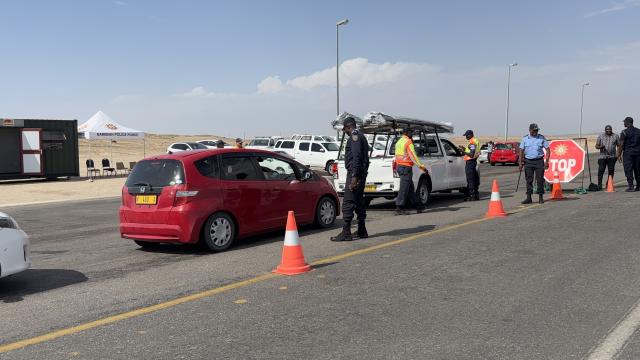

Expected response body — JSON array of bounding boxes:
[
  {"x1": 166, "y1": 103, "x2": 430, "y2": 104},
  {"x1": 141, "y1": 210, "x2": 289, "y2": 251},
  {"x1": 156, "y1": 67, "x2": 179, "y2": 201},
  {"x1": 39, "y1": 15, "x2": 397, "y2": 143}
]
[
  {"x1": 394, "y1": 128, "x2": 427, "y2": 215},
  {"x1": 519, "y1": 123, "x2": 550, "y2": 204},
  {"x1": 331, "y1": 117, "x2": 370, "y2": 241},
  {"x1": 458, "y1": 130, "x2": 480, "y2": 201},
  {"x1": 617, "y1": 117, "x2": 640, "y2": 192},
  {"x1": 595, "y1": 125, "x2": 619, "y2": 190}
]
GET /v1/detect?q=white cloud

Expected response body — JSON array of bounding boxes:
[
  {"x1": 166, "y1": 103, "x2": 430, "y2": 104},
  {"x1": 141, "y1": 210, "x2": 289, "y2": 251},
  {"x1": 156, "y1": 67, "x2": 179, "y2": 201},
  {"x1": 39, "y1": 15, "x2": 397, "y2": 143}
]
[
  {"x1": 257, "y1": 76, "x2": 285, "y2": 94},
  {"x1": 585, "y1": 0, "x2": 640, "y2": 18},
  {"x1": 257, "y1": 57, "x2": 439, "y2": 93},
  {"x1": 178, "y1": 86, "x2": 217, "y2": 98}
]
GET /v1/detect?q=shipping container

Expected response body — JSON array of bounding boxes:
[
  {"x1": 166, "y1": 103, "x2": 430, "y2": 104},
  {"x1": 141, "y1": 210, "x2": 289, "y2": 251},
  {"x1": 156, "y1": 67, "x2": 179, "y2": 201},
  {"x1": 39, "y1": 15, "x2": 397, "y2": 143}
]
[{"x1": 0, "y1": 118, "x2": 79, "y2": 180}]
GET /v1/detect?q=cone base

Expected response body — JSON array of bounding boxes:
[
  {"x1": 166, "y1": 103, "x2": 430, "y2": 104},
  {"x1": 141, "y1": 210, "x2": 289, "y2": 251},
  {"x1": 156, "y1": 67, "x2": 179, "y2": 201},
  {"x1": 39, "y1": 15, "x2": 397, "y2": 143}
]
[
  {"x1": 273, "y1": 264, "x2": 313, "y2": 276},
  {"x1": 486, "y1": 201, "x2": 507, "y2": 218}
]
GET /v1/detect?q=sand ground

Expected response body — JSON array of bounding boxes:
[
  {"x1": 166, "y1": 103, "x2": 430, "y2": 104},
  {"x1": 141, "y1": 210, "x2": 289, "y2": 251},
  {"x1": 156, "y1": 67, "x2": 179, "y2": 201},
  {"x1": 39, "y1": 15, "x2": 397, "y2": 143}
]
[{"x1": 0, "y1": 133, "x2": 599, "y2": 207}]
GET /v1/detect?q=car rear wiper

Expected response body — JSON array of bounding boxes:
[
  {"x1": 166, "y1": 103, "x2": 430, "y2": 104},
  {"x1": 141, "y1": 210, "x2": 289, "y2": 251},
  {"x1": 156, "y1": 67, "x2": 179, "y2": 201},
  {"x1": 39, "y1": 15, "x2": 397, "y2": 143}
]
[{"x1": 132, "y1": 182, "x2": 152, "y2": 189}]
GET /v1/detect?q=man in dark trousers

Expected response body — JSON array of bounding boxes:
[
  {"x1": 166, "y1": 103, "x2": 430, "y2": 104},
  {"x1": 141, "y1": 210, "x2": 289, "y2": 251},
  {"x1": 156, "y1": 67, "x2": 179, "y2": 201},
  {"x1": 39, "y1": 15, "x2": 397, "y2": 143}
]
[
  {"x1": 617, "y1": 117, "x2": 640, "y2": 192},
  {"x1": 394, "y1": 128, "x2": 427, "y2": 215},
  {"x1": 519, "y1": 123, "x2": 550, "y2": 204},
  {"x1": 331, "y1": 117, "x2": 370, "y2": 242},
  {"x1": 595, "y1": 125, "x2": 619, "y2": 190},
  {"x1": 458, "y1": 130, "x2": 480, "y2": 201}
]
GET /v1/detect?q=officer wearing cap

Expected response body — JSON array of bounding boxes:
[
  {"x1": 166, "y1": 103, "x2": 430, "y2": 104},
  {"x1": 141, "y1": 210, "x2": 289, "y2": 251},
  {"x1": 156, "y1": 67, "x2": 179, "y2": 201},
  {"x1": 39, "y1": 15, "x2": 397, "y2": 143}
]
[
  {"x1": 331, "y1": 116, "x2": 370, "y2": 242},
  {"x1": 519, "y1": 123, "x2": 550, "y2": 204},
  {"x1": 235, "y1": 138, "x2": 244, "y2": 149},
  {"x1": 458, "y1": 130, "x2": 480, "y2": 201},
  {"x1": 216, "y1": 140, "x2": 225, "y2": 149}
]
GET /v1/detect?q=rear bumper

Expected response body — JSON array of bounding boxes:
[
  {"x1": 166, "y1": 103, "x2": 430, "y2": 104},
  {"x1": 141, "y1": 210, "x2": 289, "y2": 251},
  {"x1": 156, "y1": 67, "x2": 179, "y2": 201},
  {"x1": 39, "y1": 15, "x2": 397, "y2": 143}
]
[{"x1": 120, "y1": 223, "x2": 186, "y2": 243}]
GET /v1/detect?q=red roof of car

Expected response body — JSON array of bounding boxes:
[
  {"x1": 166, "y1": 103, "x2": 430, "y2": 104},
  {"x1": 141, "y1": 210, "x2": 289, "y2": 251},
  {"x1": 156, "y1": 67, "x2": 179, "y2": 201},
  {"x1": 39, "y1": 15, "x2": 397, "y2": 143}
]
[{"x1": 143, "y1": 148, "x2": 279, "y2": 161}]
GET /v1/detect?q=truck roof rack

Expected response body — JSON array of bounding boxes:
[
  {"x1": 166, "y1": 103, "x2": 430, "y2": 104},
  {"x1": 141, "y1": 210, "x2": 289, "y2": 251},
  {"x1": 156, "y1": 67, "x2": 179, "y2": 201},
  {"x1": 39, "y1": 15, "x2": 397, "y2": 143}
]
[{"x1": 331, "y1": 111, "x2": 453, "y2": 134}]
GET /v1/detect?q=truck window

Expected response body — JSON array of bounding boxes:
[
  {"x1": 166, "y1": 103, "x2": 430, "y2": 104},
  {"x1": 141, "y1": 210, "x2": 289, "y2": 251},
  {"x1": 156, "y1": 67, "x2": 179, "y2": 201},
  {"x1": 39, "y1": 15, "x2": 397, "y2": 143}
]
[{"x1": 441, "y1": 139, "x2": 463, "y2": 157}]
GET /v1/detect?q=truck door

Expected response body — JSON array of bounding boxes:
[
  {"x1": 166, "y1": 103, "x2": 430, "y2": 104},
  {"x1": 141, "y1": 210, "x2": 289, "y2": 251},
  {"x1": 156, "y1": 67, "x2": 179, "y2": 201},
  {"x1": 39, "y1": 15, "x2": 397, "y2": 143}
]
[
  {"x1": 420, "y1": 134, "x2": 447, "y2": 191},
  {"x1": 440, "y1": 139, "x2": 466, "y2": 188},
  {"x1": 21, "y1": 128, "x2": 43, "y2": 175}
]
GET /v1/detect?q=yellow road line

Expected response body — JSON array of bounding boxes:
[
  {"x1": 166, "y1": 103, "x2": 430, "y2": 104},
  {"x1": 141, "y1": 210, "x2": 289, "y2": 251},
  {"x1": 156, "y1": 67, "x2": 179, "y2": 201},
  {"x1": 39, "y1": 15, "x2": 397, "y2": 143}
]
[{"x1": 0, "y1": 204, "x2": 541, "y2": 353}]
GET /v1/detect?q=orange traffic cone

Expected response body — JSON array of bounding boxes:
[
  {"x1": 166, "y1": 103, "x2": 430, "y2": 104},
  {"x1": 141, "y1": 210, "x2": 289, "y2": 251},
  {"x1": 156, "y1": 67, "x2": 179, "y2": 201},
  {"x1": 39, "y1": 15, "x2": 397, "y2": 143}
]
[
  {"x1": 605, "y1": 175, "x2": 615, "y2": 193},
  {"x1": 550, "y1": 172, "x2": 564, "y2": 200},
  {"x1": 274, "y1": 211, "x2": 312, "y2": 275},
  {"x1": 486, "y1": 180, "x2": 507, "y2": 218}
]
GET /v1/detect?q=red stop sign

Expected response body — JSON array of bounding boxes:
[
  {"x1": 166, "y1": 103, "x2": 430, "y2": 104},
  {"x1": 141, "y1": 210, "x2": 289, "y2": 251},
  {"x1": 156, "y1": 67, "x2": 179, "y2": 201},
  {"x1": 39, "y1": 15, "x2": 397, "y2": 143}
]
[{"x1": 544, "y1": 139, "x2": 585, "y2": 183}]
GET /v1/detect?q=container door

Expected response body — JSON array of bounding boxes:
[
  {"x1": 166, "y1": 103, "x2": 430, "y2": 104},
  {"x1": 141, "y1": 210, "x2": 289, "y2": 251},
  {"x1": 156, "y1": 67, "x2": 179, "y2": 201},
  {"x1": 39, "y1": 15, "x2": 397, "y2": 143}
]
[{"x1": 21, "y1": 129, "x2": 43, "y2": 175}]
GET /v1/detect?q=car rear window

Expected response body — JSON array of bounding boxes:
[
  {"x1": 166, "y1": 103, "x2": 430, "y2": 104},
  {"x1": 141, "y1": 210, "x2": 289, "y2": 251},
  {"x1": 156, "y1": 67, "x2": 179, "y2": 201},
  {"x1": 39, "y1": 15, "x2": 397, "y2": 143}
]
[
  {"x1": 495, "y1": 144, "x2": 513, "y2": 150},
  {"x1": 250, "y1": 139, "x2": 270, "y2": 146},
  {"x1": 126, "y1": 159, "x2": 185, "y2": 187},
  {"x1": 322, "y1": 142, "x2": 339, "y2": 151},
  {"x1": 188, "y1": 142, "x2": 208, "y2": 150},
  {"x1": 281, "y1": 141, "x2": 295, "y2": 149}
]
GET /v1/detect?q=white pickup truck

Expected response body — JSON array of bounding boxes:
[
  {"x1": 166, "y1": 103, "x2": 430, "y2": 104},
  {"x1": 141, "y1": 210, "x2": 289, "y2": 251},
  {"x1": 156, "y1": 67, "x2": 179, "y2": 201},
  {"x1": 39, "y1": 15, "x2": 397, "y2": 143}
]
[{"x1": 331, "y1": 113, "x2": 468, "y2": 207}]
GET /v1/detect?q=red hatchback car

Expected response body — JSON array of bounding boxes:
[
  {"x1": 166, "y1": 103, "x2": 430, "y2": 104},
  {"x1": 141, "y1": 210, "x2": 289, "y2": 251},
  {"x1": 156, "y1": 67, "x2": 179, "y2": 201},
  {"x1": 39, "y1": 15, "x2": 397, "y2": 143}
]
[
  {"x1": 119, "y1": 149, "x2": 339, "y2": 252},
  {"x1": 489, "y1": 142, "x2": 520, "y2": 166}
]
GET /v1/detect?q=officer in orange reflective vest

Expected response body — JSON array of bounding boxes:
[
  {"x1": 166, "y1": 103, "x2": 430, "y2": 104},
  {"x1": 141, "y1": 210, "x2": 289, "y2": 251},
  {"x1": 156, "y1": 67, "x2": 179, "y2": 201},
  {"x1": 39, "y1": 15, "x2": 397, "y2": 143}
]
[
  {"x1": 394, "y1": 128, "x2": 427, "y2": 215},
  {"x1": 459, "y1": 130, "x2": 480, "y2": 201}
]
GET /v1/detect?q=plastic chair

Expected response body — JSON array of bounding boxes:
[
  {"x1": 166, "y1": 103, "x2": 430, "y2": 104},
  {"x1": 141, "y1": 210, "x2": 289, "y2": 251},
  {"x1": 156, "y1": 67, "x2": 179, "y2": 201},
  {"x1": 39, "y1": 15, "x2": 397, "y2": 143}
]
[{"x1": 102, "y1": 158, "x2": 116, "y2": 176}]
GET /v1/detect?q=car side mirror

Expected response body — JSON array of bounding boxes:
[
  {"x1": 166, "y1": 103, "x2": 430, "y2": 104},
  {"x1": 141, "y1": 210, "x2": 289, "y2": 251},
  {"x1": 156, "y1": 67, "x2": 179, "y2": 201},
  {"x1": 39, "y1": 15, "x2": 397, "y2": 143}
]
[{"x1": 302, "y1": 170, "x2": 313, "y2": 181}]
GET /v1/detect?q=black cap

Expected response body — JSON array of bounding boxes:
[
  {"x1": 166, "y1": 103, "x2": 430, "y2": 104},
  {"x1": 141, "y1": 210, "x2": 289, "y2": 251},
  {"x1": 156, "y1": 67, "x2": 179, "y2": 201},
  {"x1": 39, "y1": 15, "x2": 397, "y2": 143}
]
[
  {"x1": 529, "y1": 123, "x2": 539, "y2": 131},
  {"x1": 343, "y1": 116, "x2": 356, "y2": 127},
  {"x1": 235, "y1": 138, "x2": 243, "y2": 143},
  {"x1": 463, "y1": 130, "x2": 474, "y2": 136}
]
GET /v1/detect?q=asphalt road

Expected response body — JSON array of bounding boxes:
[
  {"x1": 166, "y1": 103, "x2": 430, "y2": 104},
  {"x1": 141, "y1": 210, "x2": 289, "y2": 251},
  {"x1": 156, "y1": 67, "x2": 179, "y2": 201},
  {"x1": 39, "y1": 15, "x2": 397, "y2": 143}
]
[{"x1": 2, "y1": 160, "x2": 639, "y2": 359}]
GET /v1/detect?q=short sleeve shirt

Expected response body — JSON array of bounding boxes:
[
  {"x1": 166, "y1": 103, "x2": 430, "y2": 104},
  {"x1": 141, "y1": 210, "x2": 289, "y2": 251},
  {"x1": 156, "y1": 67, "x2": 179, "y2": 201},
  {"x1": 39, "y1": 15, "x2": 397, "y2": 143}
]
[{"x1": 519, "y1": 134, "x2": 549, "y2": 160}]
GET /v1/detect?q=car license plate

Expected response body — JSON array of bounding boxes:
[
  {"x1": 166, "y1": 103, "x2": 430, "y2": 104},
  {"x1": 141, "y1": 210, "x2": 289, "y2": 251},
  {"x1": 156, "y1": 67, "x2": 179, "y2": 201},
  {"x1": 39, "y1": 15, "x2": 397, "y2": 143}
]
[
  {"x1": 136, "y1": 195, "x2": 157, "y2": 205},
  {"x1": 365, "y1": 184, "x2": 377, "y2": 192}
]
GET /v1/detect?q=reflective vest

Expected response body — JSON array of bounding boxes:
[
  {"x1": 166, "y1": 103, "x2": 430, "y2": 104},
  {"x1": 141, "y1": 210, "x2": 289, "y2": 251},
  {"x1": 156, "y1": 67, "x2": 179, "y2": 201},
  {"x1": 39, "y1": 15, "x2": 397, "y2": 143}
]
[
  {"x1": 463, "y1": 137, "x2": 480, "y2": 161},
  {"x1": 395, "y1": 135, "x2": 423, "y2": 168}
]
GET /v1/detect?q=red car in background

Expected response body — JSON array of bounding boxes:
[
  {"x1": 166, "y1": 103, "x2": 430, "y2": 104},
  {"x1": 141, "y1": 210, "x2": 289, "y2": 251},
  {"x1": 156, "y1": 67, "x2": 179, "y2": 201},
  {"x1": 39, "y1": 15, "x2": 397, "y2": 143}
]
[
  {"x1": 119, "y1": 149, "x2": 339, "y2": 252},
  {"x1": 489, "y1": 142, "x2": 520, "y2": 166}
]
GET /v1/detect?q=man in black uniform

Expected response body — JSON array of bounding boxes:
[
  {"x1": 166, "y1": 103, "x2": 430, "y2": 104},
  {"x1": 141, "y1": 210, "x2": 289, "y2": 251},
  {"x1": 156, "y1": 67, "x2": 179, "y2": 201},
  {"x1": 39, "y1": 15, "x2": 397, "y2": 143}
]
[
  {"x1": 331, "y1": 117, "x2": 370, "y2": 242},
  {"x1": 617, "y1": 117, "x2": 640, "y2": 192}
]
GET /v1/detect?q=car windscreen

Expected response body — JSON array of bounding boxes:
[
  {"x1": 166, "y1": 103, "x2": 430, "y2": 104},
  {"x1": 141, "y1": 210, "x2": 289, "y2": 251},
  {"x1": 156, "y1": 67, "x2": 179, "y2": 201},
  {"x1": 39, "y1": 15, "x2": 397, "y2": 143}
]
[
  {"x1": 199, "y1": 141, "x2": 216, "y2": 146},
  {"x1": 495, "y1": 144, "x2": 513, "y2": 150},
  {"x1": 125, "y1": 159, "x2": 185, "y2": 187},
  {"x1": 250, "y1": 139, "x2": 270, "y2": 146},
  {"x1": 322, "y1": 142, "x2": 339, "y2": 151},
  {"x1": 187, "y1": 142, "x2": 208, "y2": 150}
]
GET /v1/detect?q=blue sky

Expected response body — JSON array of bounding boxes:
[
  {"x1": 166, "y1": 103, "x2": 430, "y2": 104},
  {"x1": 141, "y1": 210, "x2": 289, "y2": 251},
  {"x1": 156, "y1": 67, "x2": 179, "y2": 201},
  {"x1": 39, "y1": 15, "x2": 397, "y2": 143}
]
[{"x1": 1, "y1": 0, "x2": 639, "y2": 137}]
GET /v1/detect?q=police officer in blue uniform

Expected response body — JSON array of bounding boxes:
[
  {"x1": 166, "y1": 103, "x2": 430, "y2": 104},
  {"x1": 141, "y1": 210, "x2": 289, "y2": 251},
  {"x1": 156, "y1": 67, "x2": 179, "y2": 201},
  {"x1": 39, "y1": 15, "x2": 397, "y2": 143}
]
[
  {"x1": 519, "y1": 123, "x2": 550, "y2": 204},
  {"x1": 331, "y1": 117, "x2": 370, "y2": 242},
  {"x1": 617, "y1": 116, "x2": 640, "y2": 192}
]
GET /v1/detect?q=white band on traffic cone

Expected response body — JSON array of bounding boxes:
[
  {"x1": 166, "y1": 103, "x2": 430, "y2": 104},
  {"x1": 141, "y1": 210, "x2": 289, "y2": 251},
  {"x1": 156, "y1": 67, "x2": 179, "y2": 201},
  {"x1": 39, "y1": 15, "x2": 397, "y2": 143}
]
[
  {"x1": 490, "y1": 191, "x2": 501, "y2": 201},
  {"x1": 283, "y1": 230, "x2": 300, "y2": 246}
]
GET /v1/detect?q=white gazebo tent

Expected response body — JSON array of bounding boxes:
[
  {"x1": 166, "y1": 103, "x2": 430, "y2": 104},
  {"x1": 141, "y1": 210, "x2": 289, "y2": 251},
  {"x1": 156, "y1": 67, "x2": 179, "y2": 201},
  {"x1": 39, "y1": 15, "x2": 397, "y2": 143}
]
[{"x1": 78, "y1": 111, "x2": 146, "y2": 169}]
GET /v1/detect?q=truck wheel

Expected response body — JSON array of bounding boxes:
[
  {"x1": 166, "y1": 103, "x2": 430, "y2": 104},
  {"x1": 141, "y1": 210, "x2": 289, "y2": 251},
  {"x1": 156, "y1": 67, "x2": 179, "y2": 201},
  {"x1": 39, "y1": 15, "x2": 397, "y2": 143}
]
[
  {"x1": 417, "y1": 178, "x2": 431, "y2": 207},
  {"x1": 325, "y1": 160, "x2": 334, "y2": 174}
]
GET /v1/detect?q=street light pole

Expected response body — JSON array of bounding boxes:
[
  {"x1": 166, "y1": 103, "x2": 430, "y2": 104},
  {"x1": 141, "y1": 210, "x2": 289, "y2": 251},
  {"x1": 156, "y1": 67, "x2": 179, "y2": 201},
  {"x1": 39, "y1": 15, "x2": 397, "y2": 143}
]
[
  {"x1": 336, "y1": 19, "x2": 349, "y2": 117},
  {"x1": 579, "y1": 82, "x2": 590, "y2": 139},
  {"x1": 505, "y1": 63, "x2": 518, "y2": 142}
]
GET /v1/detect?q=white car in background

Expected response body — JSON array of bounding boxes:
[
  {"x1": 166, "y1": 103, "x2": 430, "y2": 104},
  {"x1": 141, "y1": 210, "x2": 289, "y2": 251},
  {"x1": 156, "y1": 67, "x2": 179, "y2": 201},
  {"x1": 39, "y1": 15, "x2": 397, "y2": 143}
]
[
  {"x1": 246, "y1": 137, "x2": 277, "y2": 150},
  {"x1": 166, "y1": 142, "x2": 208, "y2": 154},
  {"x1": 196, "y1": 139, "x2": 231, "y2": 149},
  {"x1": 0, "y1": 212, "x2": 31, "y2": 278},
  {"x1": 478, "y1": 144, "x2": 489, "y2": 163},
  {"x1": 274, "y1": 138, "x2": 339, "y2": 172}
]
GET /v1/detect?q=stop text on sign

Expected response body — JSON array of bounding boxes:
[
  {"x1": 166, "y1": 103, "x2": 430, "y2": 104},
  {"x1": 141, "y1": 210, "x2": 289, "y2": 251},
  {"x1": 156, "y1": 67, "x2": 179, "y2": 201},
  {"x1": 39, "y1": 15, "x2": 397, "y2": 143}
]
[
  {"x1": 548, "y1": 158, "x2": 577, "y2": 173},
  {"x1": 543, "y1": 139, "x2": 586, "y2": 183}
]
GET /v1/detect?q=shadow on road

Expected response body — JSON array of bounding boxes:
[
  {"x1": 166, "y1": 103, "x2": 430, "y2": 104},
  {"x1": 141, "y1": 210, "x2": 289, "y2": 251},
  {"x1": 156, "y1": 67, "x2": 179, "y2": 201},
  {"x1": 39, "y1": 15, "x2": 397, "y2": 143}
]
[
  {"x1": 369, "y1": 224, "x2": 436, "y2": 239},
  {"x1": 0, "y1": 269, "x2": 88, "y2": 303}
]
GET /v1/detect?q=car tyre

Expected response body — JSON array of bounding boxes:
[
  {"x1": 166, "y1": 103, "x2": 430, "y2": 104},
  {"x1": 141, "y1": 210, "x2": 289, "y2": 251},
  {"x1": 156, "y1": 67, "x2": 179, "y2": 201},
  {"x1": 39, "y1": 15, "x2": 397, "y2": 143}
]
[
  {"x1": 417, "y1": 178, "x2": 431, "y2": 208},
  {"x1": 315, "y1": 197, "x2": 337, "y2": 228},
  {"x1": 490, "y1": 162, "x2": 495, "y2": 166},
  {"x1": 203, "y1": 213, "x2": 236, "y2": 252}
]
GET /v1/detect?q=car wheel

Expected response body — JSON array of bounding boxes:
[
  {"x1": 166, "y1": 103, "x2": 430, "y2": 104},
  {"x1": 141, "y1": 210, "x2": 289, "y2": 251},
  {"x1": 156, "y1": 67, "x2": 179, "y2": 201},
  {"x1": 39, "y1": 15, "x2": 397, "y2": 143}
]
[
  {"x1": 315, "y1": 197, "x2": 337, "y2": 228},
  {"x1": 490, "y1": 162, "x2": 495, "y2": 166},
  {"x1": 325, "y1": 160, "x2": 334, "y2": 174},
  {"x1": 134, "y1": 240, "x2": 163, "y2": 248},
  {"x1": 203, "y1": 213, "x2": 235, "y2": 252},
  {"x1": 417, "y1": 178, "x2": 430, "y2": 207}
]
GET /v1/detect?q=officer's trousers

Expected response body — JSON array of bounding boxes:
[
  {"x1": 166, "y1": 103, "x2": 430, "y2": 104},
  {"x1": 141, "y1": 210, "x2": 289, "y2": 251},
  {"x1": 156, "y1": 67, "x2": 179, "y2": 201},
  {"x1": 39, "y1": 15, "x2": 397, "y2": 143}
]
[
  {"x1": 395, "y1": 165, "x2": 420, "y2": 209},
  {"x1": 623, "y1": 153, "x2": 640, "y2": 188},
  {"x1": 465, "y1": 159, "x2": 479, "y2": 194},
  {"x1": 597, "y1": 158, "x2": 616, "y2": 187},
  {"x1": 343, "y1": 173, "x2": 367, "y2": 223},
  {"x1": 524, "y1": 158, "x2": 545, "y2": 195}
]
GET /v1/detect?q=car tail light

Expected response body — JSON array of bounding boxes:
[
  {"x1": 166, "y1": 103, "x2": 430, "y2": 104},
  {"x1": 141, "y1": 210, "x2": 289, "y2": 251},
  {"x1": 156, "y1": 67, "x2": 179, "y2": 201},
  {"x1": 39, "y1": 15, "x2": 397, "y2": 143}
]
[
  {"x1": 392, "y1": 160, "x2": 399, "y2": 178},
  {"x1": 331, "y1": 162, "x2": 339, "y2": 178},
  {"x1": 174, "y1": 185, "x2": 200, "y2": 206}
]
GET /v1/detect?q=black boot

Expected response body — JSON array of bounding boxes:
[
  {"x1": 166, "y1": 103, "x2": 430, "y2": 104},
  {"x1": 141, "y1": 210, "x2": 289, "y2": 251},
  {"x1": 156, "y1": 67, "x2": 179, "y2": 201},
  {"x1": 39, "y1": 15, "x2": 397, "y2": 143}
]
[
  {"x1": 626, "y1": 183, "x2": 635, "y2": 192},
  {"x1": 522, "y1": 194, "x2": 533, "y2": 204},
  {"x1": 474, "y1": 190, "x2": 480, "y2": 201},
  {"x1": 538, "y1": 194, "x2": 544, "y2": 204},
  {"x1": 330, "y1": 223, "x2": 353, "y2": 242},
  {"x1": 395, "y1": 207, "x2": 409, "y2": 215},
  {"x1": 355, "y1": 221, "x2": 368, "y2": 239}
]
